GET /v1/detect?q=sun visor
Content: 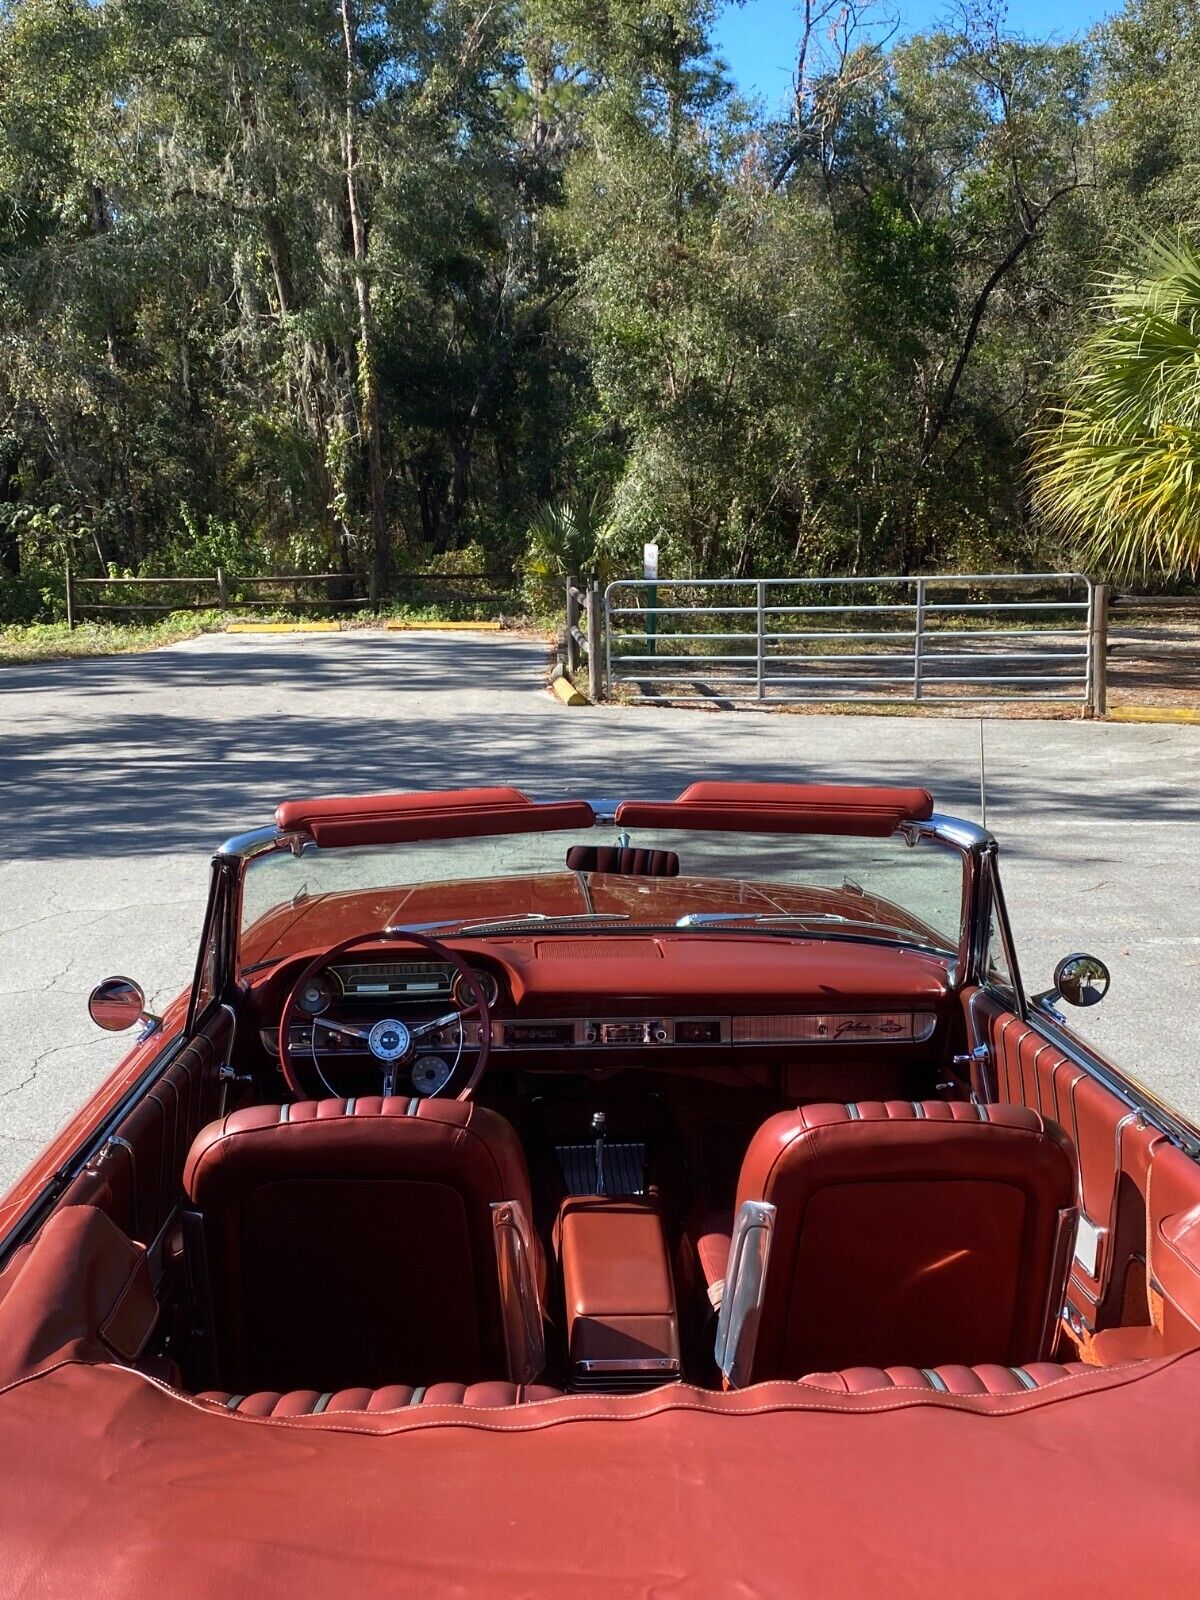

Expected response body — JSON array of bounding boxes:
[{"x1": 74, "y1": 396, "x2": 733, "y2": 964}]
[
  {"x1": 614, "y1": 782, "x2": 934, "y2": 837},
  {"x1": 275, "y1": 788, "x2": 596, "y2": 848}
]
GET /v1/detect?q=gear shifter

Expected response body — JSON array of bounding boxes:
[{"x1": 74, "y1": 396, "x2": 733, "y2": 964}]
[{"x1": 592, "y1": 1111, "x2": 607, "y2": 1196}]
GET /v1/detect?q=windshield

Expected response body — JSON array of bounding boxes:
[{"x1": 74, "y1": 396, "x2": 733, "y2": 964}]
[{"x1": 238, "y1": 826, "x2": 965, "y2": 971}]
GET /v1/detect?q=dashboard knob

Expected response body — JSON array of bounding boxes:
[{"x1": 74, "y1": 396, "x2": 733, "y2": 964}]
[
  {"x1": 583, "y1": 1025, "x2": 598, "y2": 1044},
  {"x1": 652, "y1": 1026, "x2": 668, "y2": 1043}
]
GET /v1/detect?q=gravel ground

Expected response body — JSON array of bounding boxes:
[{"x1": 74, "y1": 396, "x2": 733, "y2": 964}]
[{"x1": 1, "y1": 628, "x2": 1197, "y2": 1193}]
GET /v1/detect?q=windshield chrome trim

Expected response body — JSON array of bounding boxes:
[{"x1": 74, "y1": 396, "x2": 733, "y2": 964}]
[
  {"x1": 217, "y1": 825, "x2": 281, "y2": 859},
  {"x1": 217, "y1": 808, "x2": 991, "y2": 857},
  {"x1": 905, "y1": 813, "x2": 993, "y2": 852},
  {"x1": 221, "y1": 803, "x2": 986, "y2": 982}
]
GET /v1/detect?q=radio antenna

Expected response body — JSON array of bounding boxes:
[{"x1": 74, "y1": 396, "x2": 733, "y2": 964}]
[{"x1": 978, "y1": 717, "x2": 988, "y2": 829}]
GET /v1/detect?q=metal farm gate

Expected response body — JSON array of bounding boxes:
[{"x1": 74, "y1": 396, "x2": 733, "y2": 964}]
[{"x1": 603, "y1": 573, "x2": 1099, "y2": 709}]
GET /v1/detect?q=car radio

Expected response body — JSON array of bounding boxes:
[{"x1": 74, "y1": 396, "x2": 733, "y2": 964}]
[{"x1": 583, "y1": 1020, "x2": 671, "y2": 1045}]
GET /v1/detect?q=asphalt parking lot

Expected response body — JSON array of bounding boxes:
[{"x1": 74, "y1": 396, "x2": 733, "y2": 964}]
[{"x1": 2, "y1": 628, "x2": 1198, "y2": 1193}]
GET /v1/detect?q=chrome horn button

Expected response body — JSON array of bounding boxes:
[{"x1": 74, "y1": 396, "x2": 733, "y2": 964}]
[{"x1": 368, "y1": 1018, "x2": 413, "y2": 1062}]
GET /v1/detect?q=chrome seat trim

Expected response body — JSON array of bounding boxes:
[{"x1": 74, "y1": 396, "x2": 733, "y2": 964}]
[
  {"x1": 713, "y1": 1199, "x2": 777, "y2": 1390},
  {"x1": 491, "y1": 1199, "x2": 546, "y2": 1386}
]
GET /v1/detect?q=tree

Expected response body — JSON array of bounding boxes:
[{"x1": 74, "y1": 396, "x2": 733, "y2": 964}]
[{"x1": 1030, "y1": 230, "x2": 1200, "y2": 580}]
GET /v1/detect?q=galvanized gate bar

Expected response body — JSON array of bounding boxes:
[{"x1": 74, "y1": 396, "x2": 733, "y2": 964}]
[{"x1": 603, "y1": 573, "x2": 1095, "y2": 707}]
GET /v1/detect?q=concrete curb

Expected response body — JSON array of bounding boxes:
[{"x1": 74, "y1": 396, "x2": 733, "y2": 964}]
[
  {"x1": 384, "y1": 620, "x2": 502, "y2": 632},
  {"x1": 551, "y1": 675, "x2": 590, "y2": 706},
  {"x1": 1109, "y1": 706, "x2": 1200, "y2": 725},
  {"x1": 226, "y1": 621, "x2": 340, "y2": 634},
  {"x1": 223, "y1": 619, "x2": 504, "y2": 636}
]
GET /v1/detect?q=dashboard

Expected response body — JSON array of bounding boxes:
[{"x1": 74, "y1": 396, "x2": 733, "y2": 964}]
[{"x1": 255, "y1": 936, "x2": 952, "y2": 1095}]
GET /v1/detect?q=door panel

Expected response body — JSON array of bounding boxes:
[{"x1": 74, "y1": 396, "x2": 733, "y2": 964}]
[
  {"x1": 60, "y1": 1007, "x2": 233, "y2": 1248},
  {"x1": 969, "y1": 989, "x2": 1200, "y2": 1355}
]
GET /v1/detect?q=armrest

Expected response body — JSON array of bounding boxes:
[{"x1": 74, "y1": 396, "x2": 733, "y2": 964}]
[
  {"x1": 1155, "y1": 1204, "x2": 1200, "y2": 1335},
  {"x1": 558, "y1": 1197, "x2": 680, "y2": 1388},
  {"x1": 694, "y1": 1209, "x2": 734, "y2": 1310}
]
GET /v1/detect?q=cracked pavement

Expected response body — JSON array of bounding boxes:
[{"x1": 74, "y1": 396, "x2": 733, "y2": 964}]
[{"x1": 1, "y1": 627, "x2": 1198, "y2": 1195}]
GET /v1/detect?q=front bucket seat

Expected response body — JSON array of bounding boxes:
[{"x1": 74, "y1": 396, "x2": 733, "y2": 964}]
[
  {"x1": 183, "y1": 1097, "x2": 545, "y2": 1395},
  {"x1": 708, "y1": 1100, "x2": 1076, "y2": 1386}
]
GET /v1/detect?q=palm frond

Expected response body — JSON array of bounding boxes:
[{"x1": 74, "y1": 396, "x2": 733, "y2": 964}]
[{"x1": 1030, "y1": 229, "x2": 1200, "y2": 579}]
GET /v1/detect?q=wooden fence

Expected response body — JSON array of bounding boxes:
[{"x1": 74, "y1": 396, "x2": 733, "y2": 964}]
[
  {"x1": 564, "y1": 576, "x2": 603, "y2": 702},
  {"x1": 63, "y1": 564, "x2": 513, "y2": 626}
]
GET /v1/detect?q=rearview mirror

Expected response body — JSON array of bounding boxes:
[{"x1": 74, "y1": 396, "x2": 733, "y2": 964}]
[
  {"x1": 88, "y1": 976, "x2": 151, "y2": 1033},
  {"x1": 1053, "y1": 953, "x2": 1111, "y2": 1008}
]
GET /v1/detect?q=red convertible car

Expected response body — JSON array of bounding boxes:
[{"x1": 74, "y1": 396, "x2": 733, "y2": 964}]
[{"x1": 1, "y1": 781, "x2": 1198, "y2": 1596}]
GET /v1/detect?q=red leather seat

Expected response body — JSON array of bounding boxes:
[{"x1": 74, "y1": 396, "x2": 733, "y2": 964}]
[
  {"x1": 195, "y1": 1362, "x2": 1088, "y2": 1420},
  {"x1": 711, "y1": 1100, "x2": 1076, "y2": 1383},
  {"x1": 197, "y1": 1380, "x2": 564, "y2": 1416},
  {"x1": 183, "y1": 1097, "x2": 546, "y2": 1395}
]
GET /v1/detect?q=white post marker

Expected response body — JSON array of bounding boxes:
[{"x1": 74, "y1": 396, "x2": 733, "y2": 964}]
[{"x1": 644, "y1": 543, "x2": 659, "y2": 657}]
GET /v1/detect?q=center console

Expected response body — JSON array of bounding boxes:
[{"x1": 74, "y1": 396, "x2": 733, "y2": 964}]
[{"x1": 558, "y1": 1195, "x2": 682, "y2": 1393}]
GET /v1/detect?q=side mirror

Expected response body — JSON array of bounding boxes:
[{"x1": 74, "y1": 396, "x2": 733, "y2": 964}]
[
  {"x1": 1054, "y1": 953, "x2": 1111, "y2": 1007},
  {"x1": 88, "y1": 976, "x2": 159, "y2": 1036},
  {"x1": 1034, "y1": 953, "x2": 1111, "y2": 1020}
]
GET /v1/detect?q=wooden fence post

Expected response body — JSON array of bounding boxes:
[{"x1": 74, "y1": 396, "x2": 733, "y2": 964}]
[
  {"x1": 587, "y1": 577, "x2": 603, "y2": 702},
  {"x1": 216, "y1": 566, "x2": 228, "y2": 609},
  {"x1": 565, "y1": 577, "x2": 580, "y2": 678},
  {"x1": 1088, "y1": 582, "x2": 1109, "y2": 718},
  {"x1": 65, "y1": 561, "x2": 76, "y2": 630}
]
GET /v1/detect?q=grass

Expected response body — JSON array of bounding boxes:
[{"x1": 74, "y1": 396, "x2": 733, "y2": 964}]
[
  {"x1": 0, "y1": 598, "x2": 539, "y2": 666},
  {"x1": 0, "y1": 612, "x2": 227, "y2": 666}
]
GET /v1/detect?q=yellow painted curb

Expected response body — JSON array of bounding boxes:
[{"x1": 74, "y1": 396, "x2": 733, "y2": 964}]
[
  {"x1": 1109, "y1": 705, "x2": 1200, "y2": 725},
  {"x1": 383, "y1": 620, "x2": 502, "y2": 632},
  {"x1": 551, "y1": 675, "x2": 589, "y2": 707},
  {"x1": 226, "y1": 621, "x2": 341, "y2": 634}
]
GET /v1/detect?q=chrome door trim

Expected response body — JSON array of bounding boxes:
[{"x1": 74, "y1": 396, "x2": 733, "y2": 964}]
[{"x1": 984, "y1": 980, "x2": 1200, "y2": 1160}]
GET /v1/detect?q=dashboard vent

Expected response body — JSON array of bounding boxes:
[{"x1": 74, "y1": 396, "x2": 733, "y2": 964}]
[{"x1": 535, "y1": 939, "x2": 663, "y2": 960}]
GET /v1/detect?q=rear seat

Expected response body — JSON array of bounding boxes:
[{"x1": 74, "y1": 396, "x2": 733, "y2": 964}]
[
  {"x1": 197, "y1": 1381, "x2": 564, "y2": 1415},
  {"x1": 798, "y1": 1361, "x2": 1089, "y2": 1395},
  {"x1": 197, "y1": 1361, "x2": 1093, "y2": 1415}
]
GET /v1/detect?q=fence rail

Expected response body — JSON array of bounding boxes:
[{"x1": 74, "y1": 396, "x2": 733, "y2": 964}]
[
  {"x1": 563, "y1": 577, "x2": 603, "y2": 702},
  {"x1": 604, "y1": 573, "x2": 1101, "y2": 710},
  {"x1": 63, "y1": 563, "x2": 512, "y2": 626}
]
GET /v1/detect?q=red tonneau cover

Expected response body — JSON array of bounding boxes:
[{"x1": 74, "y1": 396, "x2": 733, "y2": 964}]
[
  {"x1": 616, "y1": 782, "x2": 935, "y2": 836},
  {"x1": 0, "y1": 1354, "x2": 1198, "y2": 1597},
  {"x1": 274, "y1": 787, "x2": 596, "y2": 848}
]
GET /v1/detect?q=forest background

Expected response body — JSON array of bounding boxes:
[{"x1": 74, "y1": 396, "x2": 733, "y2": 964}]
[{"x1": 2, "y1": 0, "x2": 1197, "y2": 623}]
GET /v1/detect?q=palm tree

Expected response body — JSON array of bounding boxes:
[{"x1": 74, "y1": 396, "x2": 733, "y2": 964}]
[
  {"x1": 1030, "y1": 231, "x2": 1200, "y2": 579},
  {"x1": 521, "y1": 491, "x2": 613, "y2": 610}
]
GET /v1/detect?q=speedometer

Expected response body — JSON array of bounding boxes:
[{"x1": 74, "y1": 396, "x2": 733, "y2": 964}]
[
  {"x1": 452, "y1": 968, "x2": 499, "y2": 1009},
  {"x1": 411, "y1": 1056, "x2": 453, "y2": 1096},
  {"x1": 296, "y1": 974, "x2": 334, "y2": 1016}
]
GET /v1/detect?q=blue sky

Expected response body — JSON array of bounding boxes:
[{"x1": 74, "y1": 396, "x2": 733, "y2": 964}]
[{"x1": 713, "y1": 0, "x2": 1117, "y2": 106}]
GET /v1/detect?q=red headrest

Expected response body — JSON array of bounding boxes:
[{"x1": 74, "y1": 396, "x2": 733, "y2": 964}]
[
  {"x1": 275, "y1": 789, "x2": 596, "y2": 848},
  {"x1": 615, "y1": 783, "x2": 933, "y2": 837}
]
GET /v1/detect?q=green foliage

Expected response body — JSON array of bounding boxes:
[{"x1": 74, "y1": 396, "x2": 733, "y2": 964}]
[
  {"x1": 522, "y1": 491, "x2": 615, "y2": 608},
  {"x1": 1030, "y1": 231, "x2": 1200, "y2": 578},
  {"x1": 0, "y1": 0, "x2": 1196, "y2": 616}
]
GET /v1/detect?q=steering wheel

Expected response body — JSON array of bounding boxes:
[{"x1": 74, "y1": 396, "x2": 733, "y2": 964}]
[{"x1": 276, "y1": 929, "x2": 492, "y2": 1102}]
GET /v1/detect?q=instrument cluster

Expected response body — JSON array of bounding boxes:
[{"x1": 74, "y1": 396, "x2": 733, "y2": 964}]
[{"x1": 262, "y1": 959, "x2": 499, "y2": 1079}]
